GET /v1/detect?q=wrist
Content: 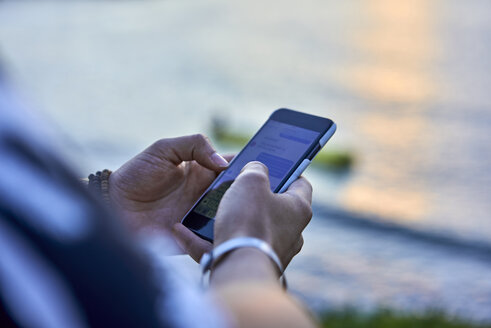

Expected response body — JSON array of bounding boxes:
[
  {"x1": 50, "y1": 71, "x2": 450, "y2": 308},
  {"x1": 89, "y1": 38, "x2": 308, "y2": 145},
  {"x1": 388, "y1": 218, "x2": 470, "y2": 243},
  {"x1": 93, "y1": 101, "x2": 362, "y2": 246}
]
[
  {"x1": 107, "y1": 173, "x2": 123, "y2": 206},
  {"x1": 107, "y1": 173, "x2": 136, "y2": 212},
  {"x1": 210, "y1": 248, "x2": 280, "y2": 286},
  {"x1": 214, "y1": 223, "x2": 274, "y2": 249},
  {"x1": 201, "y1": 237, "x2": 285, "y2": 288},
  {"x1": 106, "y1": 173, "x2": 142, "y2": 230}
]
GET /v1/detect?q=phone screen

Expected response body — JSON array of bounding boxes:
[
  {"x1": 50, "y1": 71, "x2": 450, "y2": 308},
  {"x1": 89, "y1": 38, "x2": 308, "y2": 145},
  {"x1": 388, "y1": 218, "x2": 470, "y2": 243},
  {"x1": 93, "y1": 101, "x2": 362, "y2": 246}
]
[{"x1": 192, "y1": 120, "x2": 320, "y2": 220}]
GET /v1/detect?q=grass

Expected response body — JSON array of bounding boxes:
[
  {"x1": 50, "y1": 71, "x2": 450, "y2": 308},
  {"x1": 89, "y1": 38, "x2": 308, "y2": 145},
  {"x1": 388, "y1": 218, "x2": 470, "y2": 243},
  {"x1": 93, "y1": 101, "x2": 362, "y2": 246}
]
[
  {"x1": 212, "y1": 129, "x2": 251, "y2": 148},
  {"x1": 311, "y1": 149, "x2": 354, "y2": 171},
  {"x1": 319, "y1": 309, "x2": 491, "y2": 328},
  {"x1": 210, "y1": 121, "x2": 355, "y2": 171}
]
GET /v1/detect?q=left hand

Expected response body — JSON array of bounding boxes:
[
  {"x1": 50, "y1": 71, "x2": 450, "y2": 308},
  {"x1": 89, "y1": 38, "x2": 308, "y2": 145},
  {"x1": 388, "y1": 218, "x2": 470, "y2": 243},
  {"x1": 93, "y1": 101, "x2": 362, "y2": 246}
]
[{"x1": 108, "y1": 134, "x2": 230, "y2": 234}]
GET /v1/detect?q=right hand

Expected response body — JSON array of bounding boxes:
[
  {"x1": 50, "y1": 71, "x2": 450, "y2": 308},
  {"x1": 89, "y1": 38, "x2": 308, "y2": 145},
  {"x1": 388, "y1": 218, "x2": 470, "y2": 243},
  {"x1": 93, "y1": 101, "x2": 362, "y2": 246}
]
[
  {"x1": 174, "y1": 161, "x2": 313, "y2": 268},
  {"x1": 174, "y1": 161, "x2": 316, "y2": 328},
  {"x1": 215, "y1": 161, "x2": 312, "y2": 267}
]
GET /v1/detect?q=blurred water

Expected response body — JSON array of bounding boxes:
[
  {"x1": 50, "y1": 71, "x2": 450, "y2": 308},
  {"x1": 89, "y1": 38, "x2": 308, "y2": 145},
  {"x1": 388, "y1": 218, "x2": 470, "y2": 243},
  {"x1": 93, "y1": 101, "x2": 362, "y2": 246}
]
[
  {"x1": 290, "y1": 215, "x2": 491, "y2": 321},
  {"x1": 1, "y1": 0, "x2": 491, "y2": 322}
]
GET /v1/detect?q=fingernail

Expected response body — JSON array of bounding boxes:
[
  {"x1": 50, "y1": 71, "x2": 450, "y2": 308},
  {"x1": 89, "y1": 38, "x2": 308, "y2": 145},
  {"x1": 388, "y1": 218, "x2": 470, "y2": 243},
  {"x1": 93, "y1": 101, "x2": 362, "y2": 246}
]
[
  {"x1": 241, "y1": 161, "x2": 267, "y2": 173},
  {"x1": 211, "y1": 152, "x2": 228, "y2": 167}
]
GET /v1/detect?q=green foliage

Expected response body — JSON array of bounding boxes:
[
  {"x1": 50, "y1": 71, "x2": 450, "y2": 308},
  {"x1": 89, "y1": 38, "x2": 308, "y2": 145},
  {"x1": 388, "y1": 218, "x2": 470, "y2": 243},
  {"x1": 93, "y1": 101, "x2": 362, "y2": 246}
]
[
  {"x1": 213, "y1": 130, "x2": 250, "y2": 148},
  {"x1": 311, "y1": 149, "x2": 354, "y2": 170},
  {"x1": 319, "y1": 309, "x2": 491, "y2": 328},
  {"x1": 210, "y1": 119, "x2": 355, "y2": 171}
]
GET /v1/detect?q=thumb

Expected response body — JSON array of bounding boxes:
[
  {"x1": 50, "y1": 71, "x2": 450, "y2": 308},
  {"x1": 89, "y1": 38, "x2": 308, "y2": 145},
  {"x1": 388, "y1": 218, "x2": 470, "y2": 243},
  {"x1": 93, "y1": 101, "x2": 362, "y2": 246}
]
[{"x1": 150, "y1": 134, "x2": 229, "y2": 172}]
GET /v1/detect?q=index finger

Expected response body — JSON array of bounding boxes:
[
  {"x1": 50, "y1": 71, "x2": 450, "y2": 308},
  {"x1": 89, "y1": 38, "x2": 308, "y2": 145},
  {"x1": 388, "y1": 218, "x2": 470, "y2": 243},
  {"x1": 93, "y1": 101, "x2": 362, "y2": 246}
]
[
  {"x1": 149, "y1": 134, "x2": 229, "y2": 171},
  {"x1": 282, "y1": 176, "x2": 313, "y2": 205}
]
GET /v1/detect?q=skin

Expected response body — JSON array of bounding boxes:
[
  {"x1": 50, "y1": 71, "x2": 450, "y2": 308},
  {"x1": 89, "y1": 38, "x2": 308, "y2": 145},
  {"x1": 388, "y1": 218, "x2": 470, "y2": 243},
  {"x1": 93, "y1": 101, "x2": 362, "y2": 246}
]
[
  {"x1": 108, "y1": 134, "x2": 230, "y2": 234},
  {"x1": 109, "y1": 134, "x2": 316, "y2": 328}
]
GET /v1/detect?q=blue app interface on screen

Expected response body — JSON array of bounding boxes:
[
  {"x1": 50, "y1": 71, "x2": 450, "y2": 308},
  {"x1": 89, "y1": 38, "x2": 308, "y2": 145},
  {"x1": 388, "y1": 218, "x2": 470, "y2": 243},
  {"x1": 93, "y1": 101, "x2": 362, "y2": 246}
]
[{"x1": 193, "y1": 120, "x2": 319, "y2": 220}]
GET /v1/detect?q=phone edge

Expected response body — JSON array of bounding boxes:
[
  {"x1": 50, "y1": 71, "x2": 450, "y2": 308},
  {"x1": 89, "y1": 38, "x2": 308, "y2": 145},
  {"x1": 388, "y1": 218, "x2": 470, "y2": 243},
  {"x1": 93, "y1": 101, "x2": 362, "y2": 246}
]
[
  {"x1": 181, "y1": 115, "x2": 337, "y2": 241},
  {"x1": 277, "y1": 122, "x2": 337, "y2": 193}
]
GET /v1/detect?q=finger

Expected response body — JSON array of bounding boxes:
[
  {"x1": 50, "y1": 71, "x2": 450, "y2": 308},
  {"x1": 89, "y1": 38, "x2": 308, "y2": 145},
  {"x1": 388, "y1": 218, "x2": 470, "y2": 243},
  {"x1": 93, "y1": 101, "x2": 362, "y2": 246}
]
[
  {"x1": 172, "y1": 223, "x2": 213, "y2": 263},
  {"x1": 283, "y1": 176, "x2": 313, "y2": 205},
  {"x1": 152, "y1": 134, "x2": 228, "y2": 172},
  {"x1": 223, "y1": 154, "x2": 236, "y2": 162},
  {"x1": 240, "y1": 161, "x2": 269, "y2": 175},
  {"x1": 209, "y1": 154, "x2": 235, "y2": 180},
  {"x1": 295, "y1": 235, "x2": 304, "y2": 255},
  {"x1": 234, "y1": 161, "x2": 271, "y2": 190}
]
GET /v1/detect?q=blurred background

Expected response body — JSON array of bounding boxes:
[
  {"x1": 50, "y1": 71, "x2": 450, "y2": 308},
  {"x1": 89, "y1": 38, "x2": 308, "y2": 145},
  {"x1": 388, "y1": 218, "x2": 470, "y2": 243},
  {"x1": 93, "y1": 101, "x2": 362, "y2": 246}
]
[{"x1": 1, "y1": 0, "x2": 491, "y2": 323}]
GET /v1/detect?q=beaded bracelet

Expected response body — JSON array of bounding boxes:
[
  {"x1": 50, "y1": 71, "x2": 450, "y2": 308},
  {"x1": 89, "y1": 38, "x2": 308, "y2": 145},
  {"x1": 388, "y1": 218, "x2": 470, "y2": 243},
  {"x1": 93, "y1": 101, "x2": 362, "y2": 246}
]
[{"x1": 88, "y1": 169, "x2": 112, "y2": 204}]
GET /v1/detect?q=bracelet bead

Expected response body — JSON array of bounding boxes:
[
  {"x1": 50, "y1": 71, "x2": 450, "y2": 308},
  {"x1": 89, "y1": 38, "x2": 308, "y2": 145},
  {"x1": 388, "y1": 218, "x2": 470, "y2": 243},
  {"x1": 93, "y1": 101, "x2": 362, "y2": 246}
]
[{"x1": 88, "y1": 169, "x2": 112, "y2": 205}]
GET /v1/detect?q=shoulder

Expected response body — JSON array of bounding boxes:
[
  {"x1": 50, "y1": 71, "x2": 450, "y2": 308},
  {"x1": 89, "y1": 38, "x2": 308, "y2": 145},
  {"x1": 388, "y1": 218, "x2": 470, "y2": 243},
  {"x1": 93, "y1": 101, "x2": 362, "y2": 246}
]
[{"x1": 0, "y1": 85, "x2": 228, "y2": 328}]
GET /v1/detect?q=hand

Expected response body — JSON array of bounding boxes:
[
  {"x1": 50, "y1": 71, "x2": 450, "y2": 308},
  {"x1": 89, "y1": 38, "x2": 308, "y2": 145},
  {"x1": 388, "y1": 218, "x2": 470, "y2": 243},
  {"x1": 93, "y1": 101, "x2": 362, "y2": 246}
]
[
  {"x1": 174, "y1": 161, "x2": 313, "y2": 268},
  {"x1": 174, "y1": 161, "x2": 315, "y2": 328},
  {"x1": 108, "y1": 134, "x2": 230, "y2": 234}
]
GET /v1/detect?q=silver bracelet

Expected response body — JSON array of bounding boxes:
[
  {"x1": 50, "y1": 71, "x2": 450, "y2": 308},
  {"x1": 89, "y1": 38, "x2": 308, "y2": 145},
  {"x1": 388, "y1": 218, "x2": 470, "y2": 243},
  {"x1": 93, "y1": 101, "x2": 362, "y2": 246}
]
[{"x1": 200, "y1": 237, "x2": 287, "y2": 289}]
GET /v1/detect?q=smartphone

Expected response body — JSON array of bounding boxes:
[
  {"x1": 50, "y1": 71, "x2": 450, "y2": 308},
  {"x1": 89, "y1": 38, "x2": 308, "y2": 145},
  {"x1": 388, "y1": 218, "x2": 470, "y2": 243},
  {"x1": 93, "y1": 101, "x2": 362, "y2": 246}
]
[{"x1": 181, "y1": 108, "x2": 336, "y2": 242}]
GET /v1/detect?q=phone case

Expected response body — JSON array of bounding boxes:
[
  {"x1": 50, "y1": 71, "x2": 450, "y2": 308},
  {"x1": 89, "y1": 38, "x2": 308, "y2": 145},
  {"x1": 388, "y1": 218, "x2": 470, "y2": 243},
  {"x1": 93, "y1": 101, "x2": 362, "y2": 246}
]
[{"x1": 278, "y1": 123, "x2": 337, "y2": 193}]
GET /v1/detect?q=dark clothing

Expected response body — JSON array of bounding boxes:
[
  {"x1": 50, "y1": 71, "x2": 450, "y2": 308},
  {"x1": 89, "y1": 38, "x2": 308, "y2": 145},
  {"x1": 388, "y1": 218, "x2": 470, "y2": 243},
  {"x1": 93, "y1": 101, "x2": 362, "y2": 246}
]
[{"x1": 0, "y1": 85, "x2": 224, "y2": 327}]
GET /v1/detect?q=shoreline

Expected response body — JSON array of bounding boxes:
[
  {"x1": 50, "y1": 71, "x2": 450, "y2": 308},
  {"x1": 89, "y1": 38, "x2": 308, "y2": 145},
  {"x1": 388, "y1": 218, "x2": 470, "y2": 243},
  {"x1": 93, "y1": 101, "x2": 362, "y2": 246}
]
[{"x1": 313, "y1": 204, "x2": 491, "y2": 260}]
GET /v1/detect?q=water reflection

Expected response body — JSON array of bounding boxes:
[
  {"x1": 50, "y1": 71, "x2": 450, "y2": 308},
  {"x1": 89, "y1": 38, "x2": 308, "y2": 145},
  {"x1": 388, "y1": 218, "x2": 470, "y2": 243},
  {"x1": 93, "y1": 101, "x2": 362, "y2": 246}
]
[
  {"x1": 348, "y1": 0, "x2": 436, "y2": 104},
  {"x1": 340, "y1": 0, "x2": 435, "y2": 222}
]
